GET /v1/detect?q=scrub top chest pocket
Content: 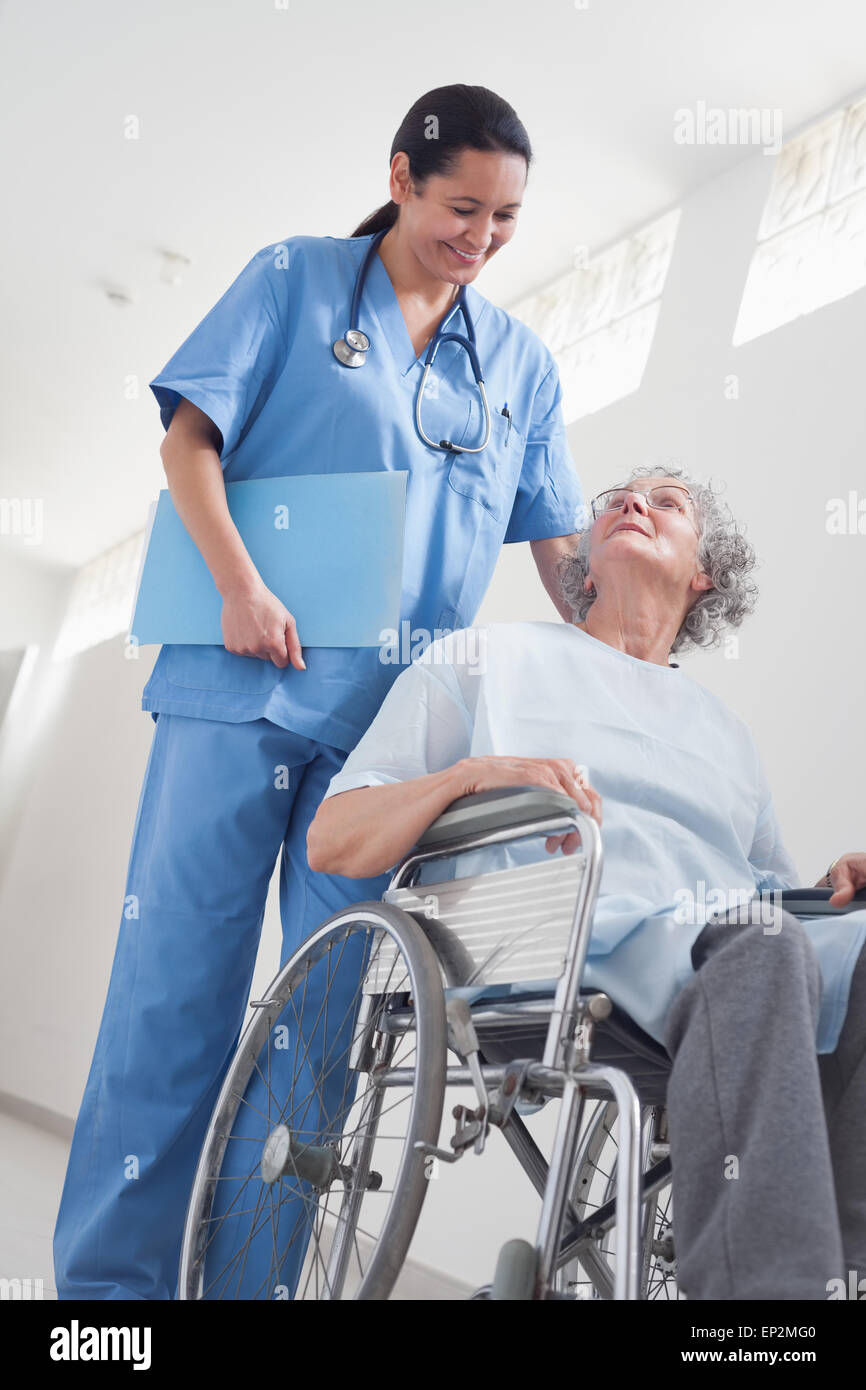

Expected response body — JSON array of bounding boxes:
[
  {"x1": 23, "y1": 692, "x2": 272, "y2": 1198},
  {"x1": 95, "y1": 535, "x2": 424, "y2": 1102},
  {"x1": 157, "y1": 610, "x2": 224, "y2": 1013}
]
[{"x1": 447, "y1": 405, "x2": 523, "y2": 524}]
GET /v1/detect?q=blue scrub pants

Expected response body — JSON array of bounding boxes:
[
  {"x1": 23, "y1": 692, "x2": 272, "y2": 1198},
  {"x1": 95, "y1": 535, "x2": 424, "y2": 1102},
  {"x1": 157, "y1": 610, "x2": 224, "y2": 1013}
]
[{"x1": 53, "y1": 713, "x2": 392, "y2": 1300}]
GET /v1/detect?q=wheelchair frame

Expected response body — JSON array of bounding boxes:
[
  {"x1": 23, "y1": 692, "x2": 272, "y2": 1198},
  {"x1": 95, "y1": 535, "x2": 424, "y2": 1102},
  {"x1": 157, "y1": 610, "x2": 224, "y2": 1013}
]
[
  {"x1": 183, "y1": 779, "x2": 862, "y2": 1299},
  {"x1": 367, "y1": 784, "x2": 670, "y2": 1300},
  {"x1": 179, "y1": 784, "x2": 676, "y2": 1301}
]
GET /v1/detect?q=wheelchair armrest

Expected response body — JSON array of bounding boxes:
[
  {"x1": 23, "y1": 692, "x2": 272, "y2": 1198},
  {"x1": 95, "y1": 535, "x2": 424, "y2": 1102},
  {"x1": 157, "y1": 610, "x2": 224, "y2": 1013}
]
[
  {"x1": 414, "y1": 785, "x2": 580, "y2": 849},
  {"x1": 777, "y1": 886, "x2": 866, "y2": 915}
]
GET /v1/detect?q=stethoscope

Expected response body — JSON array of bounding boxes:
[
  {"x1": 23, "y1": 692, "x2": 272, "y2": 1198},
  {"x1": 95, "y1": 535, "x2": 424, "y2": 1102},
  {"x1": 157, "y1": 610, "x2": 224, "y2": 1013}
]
[{"x1": 333, "y1": 228, "x2": 492, "y2": 454}]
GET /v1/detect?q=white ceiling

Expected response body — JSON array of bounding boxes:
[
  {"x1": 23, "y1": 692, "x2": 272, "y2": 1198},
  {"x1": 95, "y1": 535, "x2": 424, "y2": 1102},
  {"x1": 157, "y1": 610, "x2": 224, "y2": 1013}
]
[{"x1": 2, "y1": 0, "x2": 866, "y2": 570}]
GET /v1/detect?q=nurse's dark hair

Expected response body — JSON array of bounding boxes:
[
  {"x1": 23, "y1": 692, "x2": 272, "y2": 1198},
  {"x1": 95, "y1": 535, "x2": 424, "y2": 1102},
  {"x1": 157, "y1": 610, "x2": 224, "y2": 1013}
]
[{"x1": 350, "y1": 84, "x2": 532, "y2": 237}]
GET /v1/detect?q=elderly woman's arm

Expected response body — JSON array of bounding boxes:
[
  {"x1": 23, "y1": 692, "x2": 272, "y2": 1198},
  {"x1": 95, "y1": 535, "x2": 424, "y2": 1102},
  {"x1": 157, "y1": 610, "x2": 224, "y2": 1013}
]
[
  {"x1": 307, "y1": 765, "x2": 465, "y2": 878},
  {"x1": 307, "y1": 754, "x2": 601, "y2": 879}
]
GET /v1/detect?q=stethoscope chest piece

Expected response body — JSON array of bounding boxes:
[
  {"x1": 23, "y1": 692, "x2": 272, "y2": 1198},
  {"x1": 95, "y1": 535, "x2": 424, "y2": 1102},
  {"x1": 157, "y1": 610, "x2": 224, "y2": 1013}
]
[{"x1": 333, "y1": 328, "x2": 370, "y2": 368}]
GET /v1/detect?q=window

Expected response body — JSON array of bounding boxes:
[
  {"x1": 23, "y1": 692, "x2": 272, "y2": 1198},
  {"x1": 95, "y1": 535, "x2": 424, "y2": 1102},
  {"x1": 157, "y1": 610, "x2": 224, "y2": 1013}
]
[
  {"x1": 509, "y1": 209, "x2": 680, "y2": 423},
  {"x1": 734, "y1": 94, "x2": 866, "y2": 344}
]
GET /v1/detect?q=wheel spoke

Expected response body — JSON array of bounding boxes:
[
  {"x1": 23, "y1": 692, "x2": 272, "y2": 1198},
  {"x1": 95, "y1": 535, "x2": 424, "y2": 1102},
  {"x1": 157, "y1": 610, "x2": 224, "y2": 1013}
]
[{"x1": 554, "y1": 1100, "x2": 678, "y2": 1301}]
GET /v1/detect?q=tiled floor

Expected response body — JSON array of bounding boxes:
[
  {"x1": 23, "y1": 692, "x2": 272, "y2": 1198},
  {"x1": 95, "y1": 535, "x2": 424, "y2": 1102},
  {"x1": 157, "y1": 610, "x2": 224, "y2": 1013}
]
[{"x1": 0, "y1": 1111, "x2": 68, "y2": 1299}]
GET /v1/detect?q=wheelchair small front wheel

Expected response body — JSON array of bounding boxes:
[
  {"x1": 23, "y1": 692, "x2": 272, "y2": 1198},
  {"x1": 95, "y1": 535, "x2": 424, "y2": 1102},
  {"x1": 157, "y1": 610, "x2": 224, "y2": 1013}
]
[
  {"x1": 490, "y1": 1239, "x2": 538, "y2": 1300},
  {"x1": 178, "y1": 902, "x2": 447, "y2": 1300},
  {"x1": 557, "y1": 1099, "x2": 678, "y2": 1300}
]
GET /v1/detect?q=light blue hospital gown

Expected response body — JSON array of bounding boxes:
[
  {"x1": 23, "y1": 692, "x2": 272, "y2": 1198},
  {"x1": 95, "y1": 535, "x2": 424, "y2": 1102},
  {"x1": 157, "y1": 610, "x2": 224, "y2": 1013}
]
[{"x1": 321, "y1": 621, "x2": 866, "y2": 1053}]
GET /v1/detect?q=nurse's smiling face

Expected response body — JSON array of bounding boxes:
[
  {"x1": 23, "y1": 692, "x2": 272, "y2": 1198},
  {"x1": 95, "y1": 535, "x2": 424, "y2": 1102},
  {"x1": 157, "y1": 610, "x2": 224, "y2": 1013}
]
[{"x1": 388, "y1": 146, "x2": 526, "y2": 286}]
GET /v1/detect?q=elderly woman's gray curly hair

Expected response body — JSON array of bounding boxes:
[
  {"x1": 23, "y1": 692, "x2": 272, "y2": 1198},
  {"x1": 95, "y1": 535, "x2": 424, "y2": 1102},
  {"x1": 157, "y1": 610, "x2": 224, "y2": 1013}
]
[{"x1": 556, "y1": 464, "x2": 759, "y2": 655}]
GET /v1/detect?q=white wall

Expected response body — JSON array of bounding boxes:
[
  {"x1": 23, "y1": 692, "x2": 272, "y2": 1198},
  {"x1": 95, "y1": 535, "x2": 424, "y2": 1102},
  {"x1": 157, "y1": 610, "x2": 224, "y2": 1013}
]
[
  {"x1": 1, "y1": 134, "x2": 864, "y2": 1288},
  {"x1": 0, "y1": 622, "x2": 152, "y2": 1116},
  {"x1": 0, "y1": 621, "x2": 291, "y2": 1121},
  {"x1": 0, "y1": 552, "x2": 73, "y2": 900}
]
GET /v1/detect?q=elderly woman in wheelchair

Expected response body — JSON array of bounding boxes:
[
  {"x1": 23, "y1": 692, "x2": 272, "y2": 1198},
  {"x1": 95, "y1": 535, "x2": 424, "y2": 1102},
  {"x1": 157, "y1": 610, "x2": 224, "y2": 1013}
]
[{"x1": 179, "y1": 466, "x2": 866, "y2": 1302}]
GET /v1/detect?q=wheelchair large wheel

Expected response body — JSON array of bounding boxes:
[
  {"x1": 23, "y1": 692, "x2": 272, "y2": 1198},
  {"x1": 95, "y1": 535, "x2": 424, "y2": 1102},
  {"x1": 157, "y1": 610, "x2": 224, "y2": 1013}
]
[
  {"x1": 178, "y1": 902, "x2": 447, "y2": 1300},
  {"x1": 555, "y1": 1100, "x2": 678, "y2": 1300}
]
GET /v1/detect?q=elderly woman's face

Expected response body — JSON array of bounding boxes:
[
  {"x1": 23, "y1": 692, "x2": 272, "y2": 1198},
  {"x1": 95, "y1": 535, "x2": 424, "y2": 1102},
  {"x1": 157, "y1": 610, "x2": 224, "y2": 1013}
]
[{"x1": 587, "y1": 475, "x2": 704, "y2": 593}]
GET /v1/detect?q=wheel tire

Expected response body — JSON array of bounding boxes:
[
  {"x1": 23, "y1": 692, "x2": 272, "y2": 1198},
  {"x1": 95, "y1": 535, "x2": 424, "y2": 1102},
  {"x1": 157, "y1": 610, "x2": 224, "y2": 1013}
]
[
  {"x1": 178, "y1": 902, "x2": 447, "y2": 1300},
  {"x1": 491, "y1": 1238, "x2": 538, "y2": 1300}
]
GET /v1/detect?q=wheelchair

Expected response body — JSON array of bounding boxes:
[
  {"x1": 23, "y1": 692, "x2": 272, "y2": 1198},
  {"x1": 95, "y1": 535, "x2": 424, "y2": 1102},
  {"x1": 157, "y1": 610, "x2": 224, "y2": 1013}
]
[{"x1": 177, "y1": 785, "x2": 677, "y2": 1300}]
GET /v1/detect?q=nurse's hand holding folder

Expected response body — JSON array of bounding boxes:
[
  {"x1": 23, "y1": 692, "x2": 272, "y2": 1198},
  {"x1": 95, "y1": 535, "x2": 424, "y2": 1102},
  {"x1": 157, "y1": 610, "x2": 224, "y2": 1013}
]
[
  {"x1": 129, "y1": 422, "x2": 407, "y2": 651},
  {"x1": 160, "y1": 397, "x2": 306, "y2": 670}
]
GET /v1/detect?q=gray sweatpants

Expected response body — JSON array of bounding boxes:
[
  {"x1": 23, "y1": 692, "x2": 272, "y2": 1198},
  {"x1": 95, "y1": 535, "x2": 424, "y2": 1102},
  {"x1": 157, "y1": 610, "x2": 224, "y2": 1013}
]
[{"x1": 662, "y1": 906, "x2": 866, "y2": 1300}]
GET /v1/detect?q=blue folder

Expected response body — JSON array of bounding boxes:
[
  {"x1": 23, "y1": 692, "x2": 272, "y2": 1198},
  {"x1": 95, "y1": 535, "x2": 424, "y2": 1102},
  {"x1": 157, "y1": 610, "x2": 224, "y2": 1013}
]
[{"x1": 129, "y1": 471, "x2": 407, "y2": 646}]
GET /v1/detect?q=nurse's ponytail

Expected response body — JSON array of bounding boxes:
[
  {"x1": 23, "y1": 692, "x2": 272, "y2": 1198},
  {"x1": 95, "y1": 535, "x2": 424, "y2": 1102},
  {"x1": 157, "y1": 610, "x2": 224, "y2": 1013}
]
[
  {"x1": 350, "y1": 84, "x2": 533, "y2": 238},
  {"x1": 352, "y1": 200, "x2": 400, "y2": 238}
]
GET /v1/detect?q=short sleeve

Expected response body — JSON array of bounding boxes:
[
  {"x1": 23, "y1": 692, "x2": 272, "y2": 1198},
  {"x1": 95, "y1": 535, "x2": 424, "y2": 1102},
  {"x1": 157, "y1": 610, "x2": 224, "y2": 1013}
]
[
  {"x1": 322, "y1": 631, "x2": 481, "y2": 799},
  {"x1": 503, "y1": 358, "x2": 587, "y2": 544},
  {"x1": 749, "y1": 758, "x2": 801, "y2": 893},
  {"x1": 149, "y1": 244, "x2": 289, "y2": 465}
]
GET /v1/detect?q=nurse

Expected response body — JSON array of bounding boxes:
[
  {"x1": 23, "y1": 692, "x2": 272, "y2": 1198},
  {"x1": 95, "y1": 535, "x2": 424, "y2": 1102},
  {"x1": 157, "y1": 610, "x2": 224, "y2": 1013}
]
[{"x1": 53, "y1": 82, "x2": 586, "y2": 1300}]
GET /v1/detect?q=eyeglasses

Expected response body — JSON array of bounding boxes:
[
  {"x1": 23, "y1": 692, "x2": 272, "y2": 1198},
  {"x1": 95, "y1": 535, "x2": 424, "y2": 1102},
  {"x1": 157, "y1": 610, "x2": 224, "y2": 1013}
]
[{"x1": 590, "y1": 484, "x2": 697, "y2": 523}]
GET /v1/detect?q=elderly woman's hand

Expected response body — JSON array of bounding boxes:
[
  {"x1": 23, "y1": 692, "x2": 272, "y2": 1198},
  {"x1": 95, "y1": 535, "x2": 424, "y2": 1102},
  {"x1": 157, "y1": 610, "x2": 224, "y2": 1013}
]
[
  {"x1": 824, "y1": 853, "x2": 866, "y2": 907},
  {"x1": 452, "y1": 754, "x2": 601, "y2": 856}
]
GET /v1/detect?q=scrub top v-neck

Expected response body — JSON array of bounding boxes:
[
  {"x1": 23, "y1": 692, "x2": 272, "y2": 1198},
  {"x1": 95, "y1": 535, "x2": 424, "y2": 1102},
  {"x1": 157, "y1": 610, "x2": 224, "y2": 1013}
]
[{"x1": 144, "y1": 233, "x2": 586, "y2": 752}]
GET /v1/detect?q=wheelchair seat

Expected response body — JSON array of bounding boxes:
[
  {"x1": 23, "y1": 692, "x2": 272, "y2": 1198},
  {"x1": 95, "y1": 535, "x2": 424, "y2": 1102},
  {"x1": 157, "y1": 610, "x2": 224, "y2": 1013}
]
[{"x1": 447, "y1": 981, "x2": 672, "y2": 1105}]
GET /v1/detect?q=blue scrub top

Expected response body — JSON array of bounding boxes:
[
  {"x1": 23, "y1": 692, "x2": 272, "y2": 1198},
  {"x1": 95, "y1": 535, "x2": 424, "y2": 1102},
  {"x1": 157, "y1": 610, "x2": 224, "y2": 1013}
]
[{"x1": 143, "y1": 234, "x2": 586, "y2": 751}]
